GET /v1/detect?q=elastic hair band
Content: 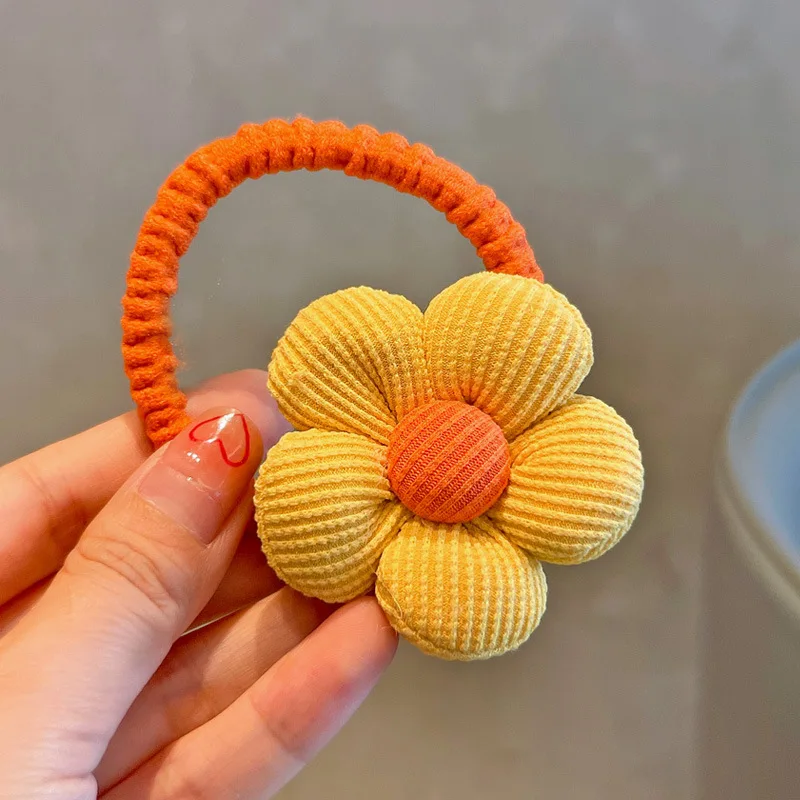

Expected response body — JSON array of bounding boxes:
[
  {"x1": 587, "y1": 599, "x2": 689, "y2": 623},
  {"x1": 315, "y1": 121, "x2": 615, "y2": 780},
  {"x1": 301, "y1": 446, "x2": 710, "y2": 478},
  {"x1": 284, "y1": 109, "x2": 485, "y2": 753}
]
[{"x1": 122, "y1": 117, "x2": 542, "y2": 447}]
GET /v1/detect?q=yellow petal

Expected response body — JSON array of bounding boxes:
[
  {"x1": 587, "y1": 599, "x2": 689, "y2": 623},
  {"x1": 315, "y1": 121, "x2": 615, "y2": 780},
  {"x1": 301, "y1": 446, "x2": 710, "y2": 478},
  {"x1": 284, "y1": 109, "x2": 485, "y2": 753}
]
[
  {"x1": 255, "y1": 429, "x2": 411, "y2": 602},
  {"x1": 269, "y1": 287, "x2": 431, "y2": 444},
  {"x1": 375, "y1": 516, "x2": 546, "y2": 660},
  {"x1": 424, "y1": 273, "x2": 593, "y2": 440},
  {"x1": 489, "y1": 396, "x2": 644, "y2": 564}
]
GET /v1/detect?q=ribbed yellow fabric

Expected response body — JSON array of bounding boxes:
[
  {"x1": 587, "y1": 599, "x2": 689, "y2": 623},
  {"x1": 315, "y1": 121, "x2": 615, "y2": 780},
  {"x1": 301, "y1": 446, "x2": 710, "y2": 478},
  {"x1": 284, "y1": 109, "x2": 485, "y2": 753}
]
[
  {"x1": 269, "y1": 287, "x2": 431, "y2": 445},
  {"x1": 423, "y1": 273, "x2": 593, "y2": 441},
  {"x1": 489, "y1": 395, "x2": 644, "y2": 564},
  {"x1": 375, "y1": 516, "x2": 547, "y2": 660},
  {"x1": 254, "y1": 429, "x2": 410, "y2": 602}
]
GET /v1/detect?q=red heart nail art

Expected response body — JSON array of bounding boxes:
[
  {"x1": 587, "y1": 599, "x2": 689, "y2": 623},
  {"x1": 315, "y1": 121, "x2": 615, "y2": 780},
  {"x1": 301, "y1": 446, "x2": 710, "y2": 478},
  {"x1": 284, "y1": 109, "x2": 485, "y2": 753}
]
[{"x1": 188, "y1": 412, "x2": 251, "y2": 467}]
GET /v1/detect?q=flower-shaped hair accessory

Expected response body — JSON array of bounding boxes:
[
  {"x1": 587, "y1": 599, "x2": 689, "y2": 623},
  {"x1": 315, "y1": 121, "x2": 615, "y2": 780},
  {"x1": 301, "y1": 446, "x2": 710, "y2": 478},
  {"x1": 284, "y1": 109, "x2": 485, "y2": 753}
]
[{"x1": 121, "y1": 118, "x2": 644, "y2": 661}]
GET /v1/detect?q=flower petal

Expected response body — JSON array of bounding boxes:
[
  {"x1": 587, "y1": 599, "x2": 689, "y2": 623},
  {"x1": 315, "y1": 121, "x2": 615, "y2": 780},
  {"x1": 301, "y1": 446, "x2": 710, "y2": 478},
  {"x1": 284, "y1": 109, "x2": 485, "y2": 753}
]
[
  {"x1": 375, "y1": 515, "x2": 546, "y2": 660},
  {"x1": 255, "y1": 429, "x2": 411, "y2": 602},
  {"x1": 424, "y1": 273, "x2": 593, "y2": 440},
  {"x1": 489, "y1": 395, "x2": 644, "y2": 564},
  {"x1": 269, "y1": 287, "x2": 431, "y2": 444}
]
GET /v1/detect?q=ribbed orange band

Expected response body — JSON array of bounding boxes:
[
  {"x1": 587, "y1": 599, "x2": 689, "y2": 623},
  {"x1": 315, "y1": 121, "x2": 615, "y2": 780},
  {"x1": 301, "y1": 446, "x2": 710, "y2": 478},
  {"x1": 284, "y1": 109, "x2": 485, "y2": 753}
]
[{"x1": 121, "y1": 117, "x2": 543, "y2": 446}]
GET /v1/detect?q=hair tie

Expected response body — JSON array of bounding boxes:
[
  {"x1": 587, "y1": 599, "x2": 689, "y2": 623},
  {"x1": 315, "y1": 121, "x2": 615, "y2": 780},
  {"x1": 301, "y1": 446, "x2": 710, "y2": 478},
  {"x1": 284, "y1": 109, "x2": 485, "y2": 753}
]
[{"x1": 122, "y1": 117, "x2": 643, "y2": 661}]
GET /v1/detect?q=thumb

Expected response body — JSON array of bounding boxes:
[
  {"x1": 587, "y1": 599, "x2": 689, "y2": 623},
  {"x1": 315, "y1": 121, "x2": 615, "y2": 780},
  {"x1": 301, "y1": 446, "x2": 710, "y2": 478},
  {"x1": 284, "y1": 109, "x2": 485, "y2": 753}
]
[{"x1": 0, "y1": 407, "x2": 270, "y2": 777}]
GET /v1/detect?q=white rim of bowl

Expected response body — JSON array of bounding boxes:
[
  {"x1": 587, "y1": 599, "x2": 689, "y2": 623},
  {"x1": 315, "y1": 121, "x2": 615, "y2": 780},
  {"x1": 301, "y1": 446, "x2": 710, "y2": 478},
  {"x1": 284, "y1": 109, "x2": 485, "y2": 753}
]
[{"x1": 716, "y1": 340, "x2": 800, "y2": 628}]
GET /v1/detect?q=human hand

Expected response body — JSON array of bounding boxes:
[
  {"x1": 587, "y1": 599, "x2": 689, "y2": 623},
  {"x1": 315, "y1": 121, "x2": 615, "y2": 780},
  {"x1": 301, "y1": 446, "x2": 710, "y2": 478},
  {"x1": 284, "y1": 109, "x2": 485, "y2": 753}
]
[{"x1": 0, "y1": 370, "x2": 397, "y2": 799}]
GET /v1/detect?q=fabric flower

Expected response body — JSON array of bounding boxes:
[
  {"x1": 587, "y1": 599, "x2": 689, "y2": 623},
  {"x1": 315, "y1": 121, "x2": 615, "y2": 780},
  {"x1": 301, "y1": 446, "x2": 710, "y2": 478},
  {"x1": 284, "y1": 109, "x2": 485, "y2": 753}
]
[{"x1": 255, "y1": 273, "x2": 643, "y2": 660}]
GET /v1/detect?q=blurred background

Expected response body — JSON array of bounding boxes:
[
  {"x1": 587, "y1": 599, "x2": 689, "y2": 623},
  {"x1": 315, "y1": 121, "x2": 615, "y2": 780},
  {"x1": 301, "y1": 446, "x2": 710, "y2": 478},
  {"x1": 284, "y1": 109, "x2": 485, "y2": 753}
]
[{"x1": 1, "y1": 1, "x2": 799, "y2": 797}]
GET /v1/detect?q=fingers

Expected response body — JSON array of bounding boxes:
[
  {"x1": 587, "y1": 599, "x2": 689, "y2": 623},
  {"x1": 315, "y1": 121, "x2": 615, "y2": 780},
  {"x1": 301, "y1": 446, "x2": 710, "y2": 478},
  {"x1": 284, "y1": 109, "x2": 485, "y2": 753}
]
[
  {"x1": 0, "y1": 407, "x2": 267, "y2": 778},
  {"x1": 0, "y1": 578, "x2": 47, "y2": 637},
  {"x1": 0, "y1": 369, "x2": 287, "y2": 606},
  {"x1": 104, "y1": 598, "x2": 397, "y2": 800},
  {"x1": 188, "y1": 524, "x2": 282, "y2": 630},
  {"x1": 96, "y1": 588, "x2": 332, "y2": 792},
  {"x1": 0, "y1": 527, "x2": 281, "y2": 638},
  {"x1": 0, "y1": 412, "x2": 150, "y2": 606}
]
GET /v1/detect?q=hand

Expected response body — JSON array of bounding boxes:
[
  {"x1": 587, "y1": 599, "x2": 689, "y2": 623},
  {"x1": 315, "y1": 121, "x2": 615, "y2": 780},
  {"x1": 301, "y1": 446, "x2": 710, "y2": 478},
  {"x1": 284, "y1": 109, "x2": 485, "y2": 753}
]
[{"x1": 0, "y1": 370, "x2": 397, "y2": 799}]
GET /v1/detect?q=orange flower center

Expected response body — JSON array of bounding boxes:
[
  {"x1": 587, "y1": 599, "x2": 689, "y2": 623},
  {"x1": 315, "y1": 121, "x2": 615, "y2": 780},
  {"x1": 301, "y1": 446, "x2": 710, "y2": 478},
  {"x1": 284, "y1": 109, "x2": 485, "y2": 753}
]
[{"x1": 386, "y1": 400, "x2": 511, "y2": 524}]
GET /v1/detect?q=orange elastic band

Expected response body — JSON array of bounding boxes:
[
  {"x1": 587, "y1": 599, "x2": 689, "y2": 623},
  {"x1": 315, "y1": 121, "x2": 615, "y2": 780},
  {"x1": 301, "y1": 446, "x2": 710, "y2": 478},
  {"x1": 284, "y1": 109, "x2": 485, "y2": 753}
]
[{"x1": 121, "y1": 117, "x2": 543, "y2": 447}]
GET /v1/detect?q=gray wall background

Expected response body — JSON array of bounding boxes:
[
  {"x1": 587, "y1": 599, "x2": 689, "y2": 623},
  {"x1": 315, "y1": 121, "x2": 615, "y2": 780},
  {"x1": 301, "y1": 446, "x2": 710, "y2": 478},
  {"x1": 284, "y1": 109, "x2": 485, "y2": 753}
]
[{"x1": 1, "y1": 1, "x2": 799, "y2": 798}]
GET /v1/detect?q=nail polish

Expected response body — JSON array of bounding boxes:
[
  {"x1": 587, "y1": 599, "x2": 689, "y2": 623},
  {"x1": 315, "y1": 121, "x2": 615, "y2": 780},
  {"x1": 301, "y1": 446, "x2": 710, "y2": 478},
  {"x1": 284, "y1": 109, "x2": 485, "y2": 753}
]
[{"x1": 138, "y1": 408, "x2": 261, "y2": 543}]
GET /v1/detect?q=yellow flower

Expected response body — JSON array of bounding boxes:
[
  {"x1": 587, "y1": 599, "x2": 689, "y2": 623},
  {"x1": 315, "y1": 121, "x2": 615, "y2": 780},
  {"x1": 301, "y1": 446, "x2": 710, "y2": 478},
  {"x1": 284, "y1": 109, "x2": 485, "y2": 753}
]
[{"x1": 255, "y1": 273, "x2": 643, "y2": 660}]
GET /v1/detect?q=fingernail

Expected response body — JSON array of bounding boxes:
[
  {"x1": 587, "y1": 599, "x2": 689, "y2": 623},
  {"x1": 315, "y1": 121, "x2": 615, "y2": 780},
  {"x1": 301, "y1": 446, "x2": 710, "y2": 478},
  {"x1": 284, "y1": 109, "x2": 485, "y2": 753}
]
[
  {"x1": 138, "y1": 408, "x2": 263, "y2": 543},
  {"x1": 186, "y1": 369, "x2": 292, "y2": 450}
]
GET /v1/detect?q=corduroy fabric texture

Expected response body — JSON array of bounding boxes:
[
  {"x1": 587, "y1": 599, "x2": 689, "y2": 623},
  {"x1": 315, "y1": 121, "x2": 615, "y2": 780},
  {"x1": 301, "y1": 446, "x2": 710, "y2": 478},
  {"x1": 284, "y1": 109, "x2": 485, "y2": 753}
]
[
  {"x1": 489, "y1": 396, "x2": 643, "y2": 564},
  {"x1": 386, "y1": 400, "x2": 511, "y2": 524},
  {"x1": 121, "y1": 118, "x2": 541, "y2": 447},
  {"x1": 268, "y1": 288, "x2": 431, "y2": 445},
  {"x1": 424, "y1": 273, "x2": 594, "y2": 440},
  {"x1": 375, "y1": 517, "x2": 547, "y2": 660},
  {"x1": 255, "y1": 272, "x2": 645, "y2": 660},
  {"x1": 255, "y1": 429, "x2": 411, "y2": 603}
]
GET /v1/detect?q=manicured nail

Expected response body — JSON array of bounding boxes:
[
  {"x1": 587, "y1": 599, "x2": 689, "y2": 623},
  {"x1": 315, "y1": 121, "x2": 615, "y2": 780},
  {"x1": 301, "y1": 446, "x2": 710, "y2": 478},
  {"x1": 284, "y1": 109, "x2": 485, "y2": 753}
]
[{"x1": 138, "y1": 408, "x2": 263, "y2": 543}]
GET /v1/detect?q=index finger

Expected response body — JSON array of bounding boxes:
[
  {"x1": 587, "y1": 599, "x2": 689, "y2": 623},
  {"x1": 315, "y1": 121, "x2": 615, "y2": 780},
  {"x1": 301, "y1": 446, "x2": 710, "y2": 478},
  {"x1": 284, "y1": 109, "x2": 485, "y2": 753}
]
[{"x1": 0, "y1": 369, "x2": 286, "y2": 606}]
